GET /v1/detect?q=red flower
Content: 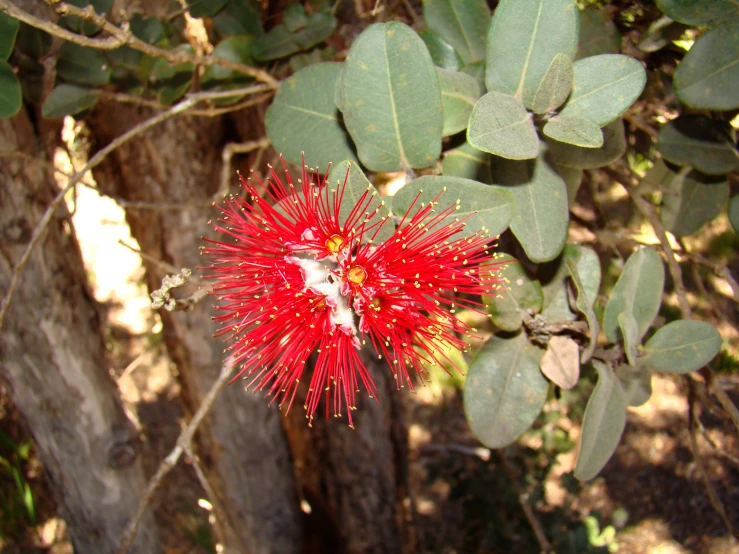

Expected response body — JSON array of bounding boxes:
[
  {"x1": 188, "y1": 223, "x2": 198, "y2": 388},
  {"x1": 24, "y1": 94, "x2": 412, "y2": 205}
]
[{"x1": 205, "y1": 158, "x2": 504, "y2": 427}]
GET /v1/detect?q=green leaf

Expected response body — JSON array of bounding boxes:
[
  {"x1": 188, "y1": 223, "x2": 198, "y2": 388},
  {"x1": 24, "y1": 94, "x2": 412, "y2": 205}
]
[
  {"x1": 575, "y1": 360, "x2": 627, "y2": 481},
  {"x1": 486, "y1": 0, "x2": 579, "y2": 109},
  {"x1": 17, "y1": 57, "x2": 45, "y2": 104},
  {"x1": 213, "y1": 0, "x2": 264, "y2": 38},
  {"x1": 544, "y1": 115, "x2": 603, "y2": 148},
  {"x1": 461, "y1": 61, "x2": 486, "y2": 93},
  {"x1": 422, "y1": 0, "x2": 490, "y2": 65},
  {"x1": 576, "y1": 8, "x2": 620, "y2": 60},
  {"x1": 484, "y1": 254, "x2": 543, "y2": 332},
  {"x1": 552, "y1": 162, "x2": 583, "y2": 206},
  {"x1": 602, "y1": 247, "x2": 664, "y2": 344},
  {"x1": 547, "y1": 118, "x2": 626, "y2": 169},
  {"x1": 266, "y1": 62, "x2": 357, "y2": 169},
  {"x1": 532, "y1": 53, "x2": 574, "y2": 114},
  {"x1": 326, "y1": 160, "x2": 394, "y2": 244},
  {"x1": 437, "y1": 68, "x2": 480, "y2": 136},
  {"x1": 15, "y1": 23, "x2": 52, "y2": 59},
  {"x1": 616, "y1": 364, "x2": 652, "y2": 407},
  {"x1": 467, "y1": 91, "x2": 539, "y2": 160},
  {"x1": 202, "y1": 35, "x2": 255, "y2": 83},
  {"x1": 340, "y1": 22, "x2": 443, "y2": 171},
  {"x1": 0, "y1": 60, "x2": 22, "y2": 119},
  {"x1": 660, "y1": 171, "x2": 729, "y2": 237},
  {"x1": 729, "y1": 195, "x2": 739, "y2": 233},
  {"x1": 186, "y1": 0, "x2": 229, "y2": 18},
  {"x1": 129, "y1": 14, "x2": 168, "y2": 46},
  {"x1": 674, "y1": 19, "x2": 739, "y2": 110},
  {"x1": 42, "y1": 84, "x2": 100, "y2": 118},
  {"x1": 566, "y1": 257, "x2": 600, "y2": 363},
  {"x1": 464, "y1": 332, "x2": 549, "y2": 449},
  {"x1": 541, "y1": 244, "x2": 600, "y2": 322},
  {"x1": 618, "y1": 312, "x2": 639, "y2": 366},
  {"x1": 540, "y1": 335, "x2": 580, "y2": 389},
  {"x1": 638, "y1": 16, "x2": 689, "y2": 54},
  {"x1": 658, "y1": 115, "x2": 739, "y2": 175},
  {"x1": 283, "y1": 4, "x2": 309, "y2": 32},
  {"x1": 0, "y1": 12, "x2": 20, "y2": 60},
  {"x1": 655, "y1": 0, "x2": 739, "y2": 26},
  {"x1": 60, "y1": 0, "x2": 113, "y2": 36},
  {"x1": 252, "y1": 13, "x2": 336, "y2": 61},
  {"x1": 56, "y1": 42, "x2": 112, "y2": 87},
  {"x1": 494, "y1": 154, "x2": 569, "y2": 263},
  {"x1": 559, "y1": 54, "x2": 646, "y2": 127},
  {"x1": 392, "y1": 175, "x2": 514, "y2": 239},
  {"x1": 442, "y1": 141, "x2": 492, "y2": 184},
  {"x1": 419, "y1": 30, "x2": 462, "y2": 71},
  {"x1": 642, "y1": 320, "x2": 722, "y2": 374}
]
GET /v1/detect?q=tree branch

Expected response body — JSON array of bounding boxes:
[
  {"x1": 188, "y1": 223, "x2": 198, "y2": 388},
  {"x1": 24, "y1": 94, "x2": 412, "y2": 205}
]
[
  {"x1": 0, "y1": 94, "x2": 201, "y2": 328},
  {"x1": 0, "y1": 0, "x2": 279, "y2": 86},
  {"x1": 115, "y1": 360, "x2": 235, "y2": 554}
]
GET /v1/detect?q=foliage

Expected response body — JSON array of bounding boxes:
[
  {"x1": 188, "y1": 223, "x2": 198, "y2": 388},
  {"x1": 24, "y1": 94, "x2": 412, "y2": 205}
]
[{"x1": 0, "y1": 431, "x2": 35, "y2": 541}]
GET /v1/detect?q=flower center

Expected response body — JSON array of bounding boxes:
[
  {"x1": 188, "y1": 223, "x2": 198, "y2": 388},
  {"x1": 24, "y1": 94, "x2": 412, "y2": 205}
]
[
  {"x1": 370, "y1": 296, "x2": 382, "y2": 310},
  {"x1": 326, "y1": 234, "x2": 345, "y2": 253},
  {"x1": 347, "y1": 265, "x2": 367, "y2": 285}
]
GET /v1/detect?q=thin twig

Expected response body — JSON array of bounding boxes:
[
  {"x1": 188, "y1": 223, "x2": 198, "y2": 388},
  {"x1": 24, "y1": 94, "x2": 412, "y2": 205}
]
[
  {"x1": 0, "y1": 96, "x2": 200, "y2": 329},
  {"x1": 118, "y1": 240, "x2": 203, "y2": 286},
  {"x1": 0, "y1": 1, "x2": 279, "y2": 87},
  {"x1": 218, "y1": 138, "x2": 271, "y2": 200},
  {"x1": 498, "y1": 452, "x2": 554, "y2": 554},
  {"x1": 115, "y1": 361, "x2": 235, "y2": 554}
]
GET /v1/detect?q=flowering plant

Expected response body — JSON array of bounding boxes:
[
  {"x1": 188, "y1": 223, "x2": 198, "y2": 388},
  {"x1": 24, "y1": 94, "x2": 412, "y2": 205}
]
[{"x1": 206, "y1": 158, "x2": 503, "y2": 427}]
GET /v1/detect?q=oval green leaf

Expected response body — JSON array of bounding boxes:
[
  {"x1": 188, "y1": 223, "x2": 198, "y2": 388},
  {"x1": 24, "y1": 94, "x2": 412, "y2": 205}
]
[
  {"x1": 532, "y1": 53, "x2": 574, "y2": 114},
  {"x1": 437, "y1": 67, "x2": 480, "y2": 136},
  {"x1": 464, "y1": 332, "x2": 549, "y2": 449},
  {"x1": 202, "y1": 35, "x2": 255, "y2": 83},
  {"x1": 419, "y1": 30, "x2": 462, "y2": 71},
  {"x1": 544, "y1": 114, "x2": 604, "y2": 148},
  {"x1": 341, "y1": 22, "x2": 443, "y2": 171},
  {"x1": 327, "y1": 160, "x2": 394, "y2": 244},
  {"x1": 546, "y1": 118, "x2": 626, "y2": 169},
  {"x1": 674, "y1": 19, "x2": 739, "y2": 110},
  {"x1": 575, "y1": 360, "x2": 627, "y2": 481},
  {"x1": 56, "y1": 42, "x2": 112, "y2": 87},
  {"x1": 494, "y1": 154, "x2": 569, "y2": 263},
  {"x1": 186, "y1": 0, "x2": 229, "y2": 18},
  {"x1": 0, "y1": 12, "x2": 20, "y2": 60},
  {"x1": 602, "y1": 247, "x2": 664, "y2": 344},
  {"x1": 552, "y1": 162, "x2": 583, "y2": 206},
  {"x1": 15, "y1": 24, "x2": 52, "y2": 59},
  {"x1": 616, "y1": 364, "x2": 653, "y2": 407},
  {"x1": 266, "y1": 62, "x2": 357, "y2": 170},
  {"x1": 467, "y1": 91, "x2": 539, "y2": 160},
  {"x1": 484, "y1": 254, "x2": 544, "y2": 331},
  {"x1": 658, "y1": 115, "x2": 739, "y2": 175},
  {"x1": 642, "y1": 320, "x2": 722, "y2": 374},
  {"x1": 442, "y1": 141, "x2": 492, "y2": 184},
  {"x1": 392, "y1": 175, "x2": 514, "y2": 239},
  {"x1": 559, "y1": 54, "x2": 646, "y2": 127},
  {"x1": 540, "y1": 244, "x2": 600, "y2": 322},
  {"x1": 422, "y1": 0, "x2": 490, "y2": 65},
  {"x1": 486, "y1": 0, "x2": 578, "y2": 109},
  {"x1": 576, "y1": 8, "x2": 620, "y2": 60},
  {"x1": 618, "y1": 311, "x2": 639, "y2": 367},
  {"x1": 0, "y1": 60, "x2": 21, "y2": 119},
  {"x1": 660, "y1": 171, "x2": 729, "y2": 237},
  {"x1": 42, "y1": 84, "x2": 100, "y2": 118},
  {"x1": 655, "y1": 0, "x2": 739, "y2": 26},
  {"x1": 566, "y1": 257, "x2": 600, "y2": 363},
  {"x1": 213, "y1": 0, "x2": 264, "y2": 38},
  {"x1": 461, "y1": 61, "x2": 486, "y2": 93}
]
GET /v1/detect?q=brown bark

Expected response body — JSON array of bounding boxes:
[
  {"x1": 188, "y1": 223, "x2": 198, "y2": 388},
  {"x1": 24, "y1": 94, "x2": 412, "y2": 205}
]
[
  {"x1": 86, "y1": 100, "x2": 302, "y2": 553},
  {"x1": 0, "y1": 117, "x2": 161, "y2": 553}
]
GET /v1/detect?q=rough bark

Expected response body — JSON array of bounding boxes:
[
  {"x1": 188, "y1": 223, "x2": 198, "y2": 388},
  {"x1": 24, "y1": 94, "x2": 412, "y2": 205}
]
[
  {"x1": 0, "y1": 116, "x2": 161, "y2": 553},
  {"x1": 283, "y1": 349, "x2": 413, "y2": 554},
  {"x1": 86, "y1": 100, "x2": 302, "y2": 553}
]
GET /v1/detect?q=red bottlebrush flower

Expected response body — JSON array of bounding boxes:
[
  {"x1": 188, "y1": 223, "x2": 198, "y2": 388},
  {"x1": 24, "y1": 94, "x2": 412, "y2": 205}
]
[{"x1": 205, "y1": 157, "x2": 504, "y2": 427}]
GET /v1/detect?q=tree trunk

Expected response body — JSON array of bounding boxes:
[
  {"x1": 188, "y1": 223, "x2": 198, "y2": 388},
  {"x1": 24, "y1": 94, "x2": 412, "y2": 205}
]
[
  {"x1": 87, "y1": 101, "x2": 303, "y2": 553},
  {"x1": 0, "y1": 116, "x2": 162, "y2": 552}
]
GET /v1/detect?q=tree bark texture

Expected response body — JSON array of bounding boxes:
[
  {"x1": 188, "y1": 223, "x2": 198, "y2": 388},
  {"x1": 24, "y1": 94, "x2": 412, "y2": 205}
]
[
  {"x1": 0, "y1": 117, "x2": 162, "y2": 553},
  {"x1": 87, "y1": 101, "x2": 303, "y2": 554}
]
